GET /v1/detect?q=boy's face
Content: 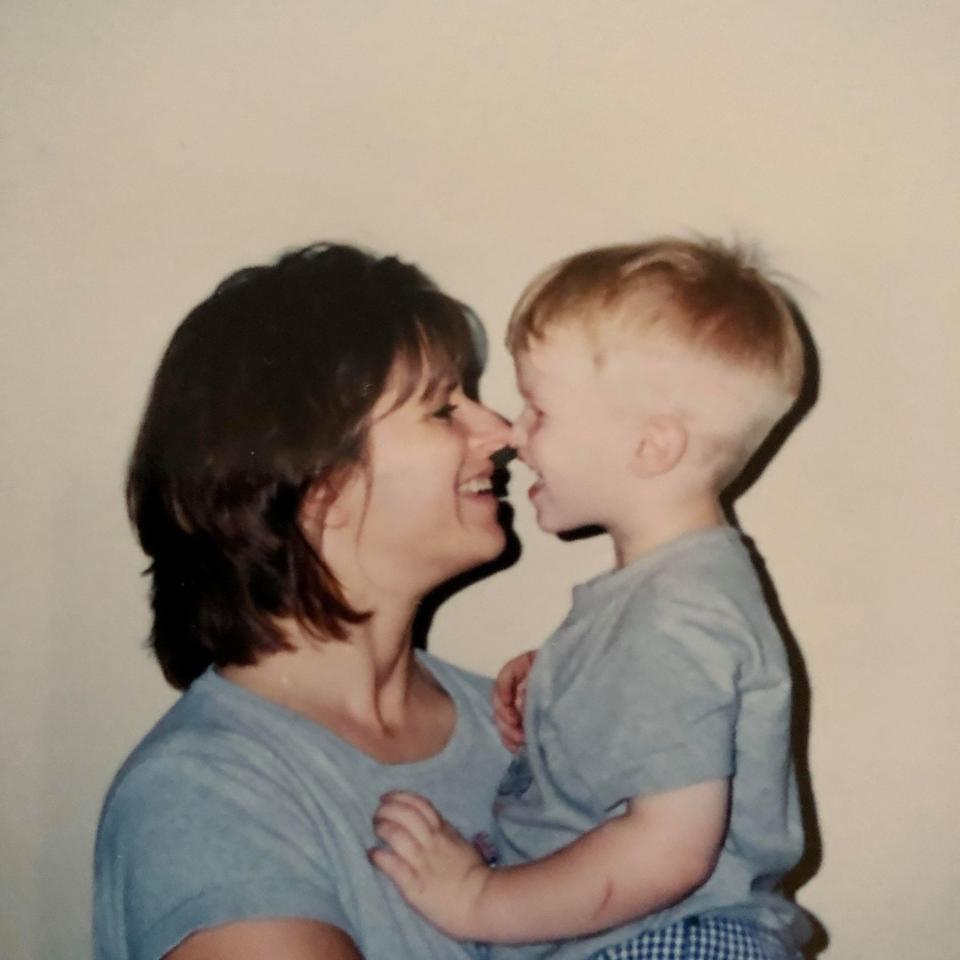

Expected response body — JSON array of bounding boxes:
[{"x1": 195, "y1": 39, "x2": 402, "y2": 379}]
[{"x1": 511, "y1": 328, "x2": 641, "y2": 536}]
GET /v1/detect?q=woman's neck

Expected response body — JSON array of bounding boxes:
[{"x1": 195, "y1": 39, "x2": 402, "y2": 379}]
[{"x1": 218, "y1": 600, "x2": 456, "y2": 762}]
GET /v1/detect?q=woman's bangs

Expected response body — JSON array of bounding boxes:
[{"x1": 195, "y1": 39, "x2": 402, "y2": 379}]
[{"x1": 391, "y1": 298, "x2": 482, "y2": 406}]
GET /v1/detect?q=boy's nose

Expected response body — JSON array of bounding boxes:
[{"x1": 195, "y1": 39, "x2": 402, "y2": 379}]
[{"x1": 509, "y1": 412, "x2": 531, "y2": 451}]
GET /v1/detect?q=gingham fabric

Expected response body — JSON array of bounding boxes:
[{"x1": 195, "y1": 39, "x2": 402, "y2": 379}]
[{"x1": 586, "y1": 916, "x2": 792, "y2": 960}]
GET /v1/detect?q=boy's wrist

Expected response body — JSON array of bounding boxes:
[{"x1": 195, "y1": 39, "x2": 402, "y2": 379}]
[{"x1": 449, "y1": 863, "x2": 497, "y2": 941}]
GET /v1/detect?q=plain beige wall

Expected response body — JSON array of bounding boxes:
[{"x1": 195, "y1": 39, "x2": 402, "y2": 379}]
[{"x1": 2, "y1": 2, "x2": 958, "y2": 958}]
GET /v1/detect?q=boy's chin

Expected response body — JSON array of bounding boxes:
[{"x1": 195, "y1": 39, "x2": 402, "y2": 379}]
[
  {"x1": 531, "y1": 497, "x2": 598, "y2": 537},
  {"x1": 531, "y1": 507, "x2": 561, "y2": 534},
  {"x1": 535, "y1": 508, "x2": 606, "y2": 542},
  {"x1": 534, "y1": 510, "x2": 580, "y2": 537}
]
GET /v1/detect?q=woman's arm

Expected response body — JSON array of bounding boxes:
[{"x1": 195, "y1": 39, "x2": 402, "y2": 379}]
[
  {"x1": 372, "y1": 778, "x2": 728, "y2": 943},
  {"x1": 165, "y1": 918, "x2": 363, "y2": 960}
]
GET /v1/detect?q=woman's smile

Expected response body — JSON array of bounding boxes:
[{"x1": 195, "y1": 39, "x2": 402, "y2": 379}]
[{"x1": 342, "y1": 379, "x2": 512, "y2": 591}]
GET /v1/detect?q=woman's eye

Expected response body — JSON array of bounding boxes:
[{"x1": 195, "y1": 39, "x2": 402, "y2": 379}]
[{"x1": 432, "y1": 403, "x2": 458, "y2": 421}]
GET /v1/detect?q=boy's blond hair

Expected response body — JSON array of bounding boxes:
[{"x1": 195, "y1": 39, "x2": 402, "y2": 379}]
[{"x1": 507, "y1": 238, "x2": 804, "y2": 485}]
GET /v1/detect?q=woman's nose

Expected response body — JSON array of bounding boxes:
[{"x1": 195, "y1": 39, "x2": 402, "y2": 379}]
[{"x1": 463, "y1": 399, "x2": 513, "y2": 455}]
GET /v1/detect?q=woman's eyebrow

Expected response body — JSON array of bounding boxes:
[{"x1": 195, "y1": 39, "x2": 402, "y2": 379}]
[{"x1": 418, "y1": 376, "x2": 459, "y2": 402}]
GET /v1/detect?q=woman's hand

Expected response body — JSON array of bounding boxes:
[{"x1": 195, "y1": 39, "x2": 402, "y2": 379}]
[
  {"x1": 371, "y1": 791, "x2": 491, "y2": 940},
  {"x1": 492, "y1": 650, "x2": 536, "y2": 752}
]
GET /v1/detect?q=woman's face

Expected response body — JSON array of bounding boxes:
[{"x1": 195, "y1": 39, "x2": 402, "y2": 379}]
[{"x1": 329, "y1": 371, "x2": 512, "y2": 597}]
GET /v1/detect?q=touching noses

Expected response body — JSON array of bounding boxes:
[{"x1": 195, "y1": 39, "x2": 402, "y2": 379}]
[{"x1": 463, "y1": 399, "x2": 513, "y2": 458}]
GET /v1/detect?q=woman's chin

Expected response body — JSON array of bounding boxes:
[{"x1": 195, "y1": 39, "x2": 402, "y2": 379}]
[
  {"x1": 468, "y1": 526, "x2": 508, "y2": 568},
  {"x1": 448, "y1": 526, "x2": 509, "y2": 580}
]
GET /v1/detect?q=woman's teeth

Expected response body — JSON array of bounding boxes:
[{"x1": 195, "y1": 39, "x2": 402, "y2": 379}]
[{"x1": 458, "y1": 477, "x2": 493, "y2": 495}]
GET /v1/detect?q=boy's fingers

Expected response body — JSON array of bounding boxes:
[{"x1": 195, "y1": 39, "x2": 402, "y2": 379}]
[
  {"x1": 494, "y1": 680, "x2": 526, "y2": 752},
  {"x1": 377, "y1": 792, "x2": 442, "y2": 838},
  {"x1": 369, "y1": 846, "x2": 420, "y2": 896},
  {"x1": 493, "y1": 699, "x2": 519, "y2": 730},
  {"x1": 383, "y1": 791, "x2": 443, "y2": 830},
  {"x1": 494, "y1": 711, "x2": 524, "y2": 745},
  {"x1": 494, "y1": 650, "x2": 537, "y2": 708},
  {"x1": 493, "y1": 709, "x2": 516, "y2": 736},
  {"x1": 374, "y1": 806, "x2": 433, "y2": 849},
  {"x1": 493, "y1": 667, "x2": 516, "y2": 706},
  {"x1": 494, "y1": 656, "x2": 522, "y2": 701},
  {"x1": 372, "y1": 818, "x2": 424, "y2": 865}
]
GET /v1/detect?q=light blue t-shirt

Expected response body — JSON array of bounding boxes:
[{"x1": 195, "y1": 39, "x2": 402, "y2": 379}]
[
  {"x1": 94, "y1": 652, "x2": 508, "y2": 960},
  {"x1": 491, "y1": 528, "x2": 810, "y2": 960}
]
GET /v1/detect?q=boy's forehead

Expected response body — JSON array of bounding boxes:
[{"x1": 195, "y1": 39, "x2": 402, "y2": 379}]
[
  {"x1": 514, "y1": 325, "x2": 668, "y2": 398},
  {"x1": 514, "y1": 327, "x2": 600, "y2": 384},
  {"x1": 515, "y1": 319, "x2": 787, "y2": 433}
]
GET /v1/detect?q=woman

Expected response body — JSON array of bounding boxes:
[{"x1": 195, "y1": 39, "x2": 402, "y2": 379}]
[{"x1": 94, "y1": 244, "x2": 513, "y2": 959}]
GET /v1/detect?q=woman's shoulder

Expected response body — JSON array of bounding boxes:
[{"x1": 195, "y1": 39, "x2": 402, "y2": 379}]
[
  {"x1": 94, "y1": 687, "x2": 351, "y2": 960},
  {"x1": 99, "y1": 672, "x2": 299, "y2": 831}
]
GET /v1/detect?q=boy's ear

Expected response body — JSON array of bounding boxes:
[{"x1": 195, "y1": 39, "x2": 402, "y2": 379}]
[{"x1": 632, "y1": 414, "x2": 687, "y2": 478}]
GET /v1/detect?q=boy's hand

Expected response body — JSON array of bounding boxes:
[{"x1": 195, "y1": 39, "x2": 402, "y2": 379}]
[
  {"x1": 371, "y1": 792, "x2": 491, "y2": 940},
  {"x1": 492, "y1": 650, "x2": 536, "y2": 752}
]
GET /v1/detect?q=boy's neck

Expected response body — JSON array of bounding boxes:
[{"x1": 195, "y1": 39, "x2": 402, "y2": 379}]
[{"x1": 609, "y1": 493, "x2": 726, "y2": 568}]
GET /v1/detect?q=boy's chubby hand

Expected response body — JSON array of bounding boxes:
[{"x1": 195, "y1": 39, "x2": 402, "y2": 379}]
[
  {"x1": 370, "y1": 791, "x2": 491, "y2": 940},
  {"x1": 492, "y1": 650, "x2": 536, "y2": 752}
]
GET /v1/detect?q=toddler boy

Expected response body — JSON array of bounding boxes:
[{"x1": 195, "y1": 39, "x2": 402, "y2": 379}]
[{"x1": 373, "y1": 239, "x2": 811, "y2": 960}]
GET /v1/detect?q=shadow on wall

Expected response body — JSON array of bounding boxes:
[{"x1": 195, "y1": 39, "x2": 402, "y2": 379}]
[{"x1": 724, "y1": 299, "x2": 828, "y2": 958}]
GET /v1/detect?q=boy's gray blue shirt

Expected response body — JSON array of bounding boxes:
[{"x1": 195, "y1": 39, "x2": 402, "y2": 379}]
[
  {"x1": 492, "y1": 527, "x2": 809, "y2": 960},
  {"x1": 94, "y1": 651, "x2": 508, "y2": 960}
]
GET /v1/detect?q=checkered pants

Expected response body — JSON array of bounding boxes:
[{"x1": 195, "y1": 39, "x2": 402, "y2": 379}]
[{"x1": 586, "y1": 916, "x2": 795, "y2": 960}]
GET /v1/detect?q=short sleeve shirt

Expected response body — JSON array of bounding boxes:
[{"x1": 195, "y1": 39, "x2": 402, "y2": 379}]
[
  {"x1": 491, "y1": 528, "x2": 808, "y2": 960},
  {"x1": 94, "y1": 652, "x2": 509, "y2": 960}
]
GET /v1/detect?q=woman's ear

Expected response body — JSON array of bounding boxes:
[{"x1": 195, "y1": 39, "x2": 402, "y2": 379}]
[
  {"x1": 298, "y1": 477, "x2": 351, "y2": 544},
  {"x1": 632, "y1": 414, "x2": 688, "y2": 478}
]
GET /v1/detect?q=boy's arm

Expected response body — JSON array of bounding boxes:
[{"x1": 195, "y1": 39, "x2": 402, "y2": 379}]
[{"x1": 371, "y1": 778, "x2": 728, "y2": 944}]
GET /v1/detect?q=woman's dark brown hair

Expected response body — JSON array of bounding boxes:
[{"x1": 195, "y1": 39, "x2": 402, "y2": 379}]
[{"x1": 128, "y1": 243, "x2": 483, "y2": 689}]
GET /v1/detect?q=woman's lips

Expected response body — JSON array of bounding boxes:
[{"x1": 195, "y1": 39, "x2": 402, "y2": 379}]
[{"x1": 457, "y1": 477, "x2": 493, "y2": 495}]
